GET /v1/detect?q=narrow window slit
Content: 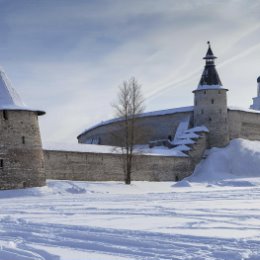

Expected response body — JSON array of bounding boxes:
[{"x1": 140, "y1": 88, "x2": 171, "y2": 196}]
[
  {"x1": 0, "y1": 159, "x2": 3, "y2": 169},
  {"x1": 3, "y1": 110, "x2": 8, "y2": 120}
]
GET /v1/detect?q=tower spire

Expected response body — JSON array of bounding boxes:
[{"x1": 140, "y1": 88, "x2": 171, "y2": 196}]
[
  {"x1": 203, "y1": 41, "x2": 216, "y2": 60},
  {"x1": 197, "y1": 41, "x2": 222, "y2": 87}
]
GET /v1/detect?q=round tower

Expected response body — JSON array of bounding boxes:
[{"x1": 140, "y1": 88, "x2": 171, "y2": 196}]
[
  {"x1": 193, "y1": 42, "x2": 229, "y2": 147},
  {"x1": 0, "y1": 69, "x2": 46, "y2": 189}
]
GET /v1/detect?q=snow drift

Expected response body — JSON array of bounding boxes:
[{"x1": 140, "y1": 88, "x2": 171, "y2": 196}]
[{"x1": 188, "y1": 138, "x2": 260, "y2": 184}]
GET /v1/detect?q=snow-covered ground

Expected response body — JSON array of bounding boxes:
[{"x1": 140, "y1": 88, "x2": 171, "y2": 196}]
[{"x1": 1, "y1": 139, "x2": 260, "y2": 260}]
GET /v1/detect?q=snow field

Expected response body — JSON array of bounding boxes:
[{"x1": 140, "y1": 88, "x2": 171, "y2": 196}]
[
  {"x1": 0, "y1": 138, "x2": 260, "y2": 259},
  {"x1": 0, "y1": 180, "x2": 260, "y2": 260}
]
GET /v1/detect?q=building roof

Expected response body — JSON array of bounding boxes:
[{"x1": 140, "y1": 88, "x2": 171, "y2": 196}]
[
  {"x1": 196, "y1": 42, "x2": 224, "y2": 90},
  {"x1": 0, "y1": 69, "x2": 45, "y2": 115}
]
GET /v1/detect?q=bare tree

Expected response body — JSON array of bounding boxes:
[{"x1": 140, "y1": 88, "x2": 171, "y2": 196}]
[{"x1": 113, "y1": 77, "x2": 145, "y2": 184}]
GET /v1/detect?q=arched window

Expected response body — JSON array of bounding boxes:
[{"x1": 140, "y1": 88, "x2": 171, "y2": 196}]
[
  {"x1": 204, "y1": 90, "x2": 207, "y2": 94},
  {"x1": 209, "y1": 117, "x2": 212, "y2": 122},
  {"x1": 211, "y1": 99, "x2": 214, "y2": 104}
]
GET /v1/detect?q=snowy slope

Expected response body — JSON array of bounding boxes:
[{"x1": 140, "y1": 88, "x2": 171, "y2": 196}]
[{"x1": 186, "y1": 138, "x2": 260, "y2": 185}]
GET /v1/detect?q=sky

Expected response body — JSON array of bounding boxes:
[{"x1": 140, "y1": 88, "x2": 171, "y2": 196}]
[{"x1": 0, "y1": 0, "x2": 260, "y2": 144}]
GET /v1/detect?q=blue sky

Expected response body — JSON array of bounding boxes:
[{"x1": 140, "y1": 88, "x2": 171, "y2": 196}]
[{"x1": 0, "y1": 0, "x2": 260, "y2": 143}]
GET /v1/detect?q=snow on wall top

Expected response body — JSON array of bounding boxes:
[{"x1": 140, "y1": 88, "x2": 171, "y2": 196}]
[
  {"x1": 43, "y1": 142, "x2": 188, "y2": 157},
  {"x1": 173, "y1": 116, "x2": 190, "y2": 144},
  {"x1": 195, "y1": 85, "x2": 228, "y2": 91},
  {"x1": 228, "y1": 106, "x2": 260, "y2": 114},
  {"x1": 78, "y1": 104, "x2": 260, "y2": 138},
  {"x1": 0, "y1": 69, "x2": 45, "y2": 115},
  {"x1": 78, "y1": 106, "x2": 194, "y2": 138},
  {"x1": 185, "y1": 126, "x2": 209, "y2": 133}
]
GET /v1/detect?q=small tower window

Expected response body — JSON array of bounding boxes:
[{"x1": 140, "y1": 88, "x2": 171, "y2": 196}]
[
  {"x1": 211, "y1": 99, "x2": 214, "y2": 104},
  {"x1": 201, "y1": 109, "x2": 204, "y2": 114},
  {"x1": 3, "y1": 110, "x2": 8, "y2": 120},
  {"x1": 209, "y1": 117, "x2": 212, "y2": 122},
  {"x1": 0, "y1": 159, "x2": 3, "y2": 169},
  {"x1": 22, "y1": 136, "x2": 25, "y2": 144},
  {"x1": 218, "y1": 90, "x2": 221, "y2": 94},
  {"x1": 204, "y1": 90, "x2": 207, "y2": 94}
]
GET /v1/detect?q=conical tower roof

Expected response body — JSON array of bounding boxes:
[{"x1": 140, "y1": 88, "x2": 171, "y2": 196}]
[
  {"x1": 195, "y1": 42, "x2": 227, "y2": 91},
  {"x1": 0, "y1": 69, "x2": 45, "y2": 115},
  {"x1": 203, "y1": 42, "x2": 216, "y2": 59}
]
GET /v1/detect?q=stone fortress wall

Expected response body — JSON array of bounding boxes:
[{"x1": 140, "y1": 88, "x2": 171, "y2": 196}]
[
  {"x1": 2, "y1": 106, "x2": 254, "y2": 184},
  {"x1": 228, "y1": 109, "x2": 260, "y2": 141},
  {"x1": 43, "y1": 108, "x2": 260, "y2": 183},
  {"x1": 44, "y1": 151, "x2": 193, "y2": 182},
  {"x1": 44, "y1": 131, "x2": 208, "y2": 182}
]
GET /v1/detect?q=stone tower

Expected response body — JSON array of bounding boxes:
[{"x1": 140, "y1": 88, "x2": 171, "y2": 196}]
[
  {"x1": 0, "y1": 69, "x2": 46, "y2": 189},
  {"x1": 193, "y1": 42, "x2": 229, "y2": 147},
  {"x1": 250, "y1": 76, "x2": 260, "y2": 110}
]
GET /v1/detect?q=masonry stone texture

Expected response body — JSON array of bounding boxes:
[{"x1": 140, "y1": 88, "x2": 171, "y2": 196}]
[
  {"x1": 44, "y1": 151, "x2": 194, "y2": 182},
  {"x1": 0, "y1": 110, "x2": 45, "y2": 189}
]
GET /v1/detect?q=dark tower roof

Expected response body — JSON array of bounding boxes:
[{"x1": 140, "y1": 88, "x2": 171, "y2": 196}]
[
  {"x1": 198, "y1": 41, "x2": 223, "y2": 87},
  {"x1": 203, "y1": 41, "x2": 217, "y2": 60},
  {"x1": 257, "y1": 76, "x2": 260, "y2": 83}
]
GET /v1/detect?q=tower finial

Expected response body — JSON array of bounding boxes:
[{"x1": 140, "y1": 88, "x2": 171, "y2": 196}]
[{"x1": 203, "y1": 41, "x2": 216, "y2": 60}]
